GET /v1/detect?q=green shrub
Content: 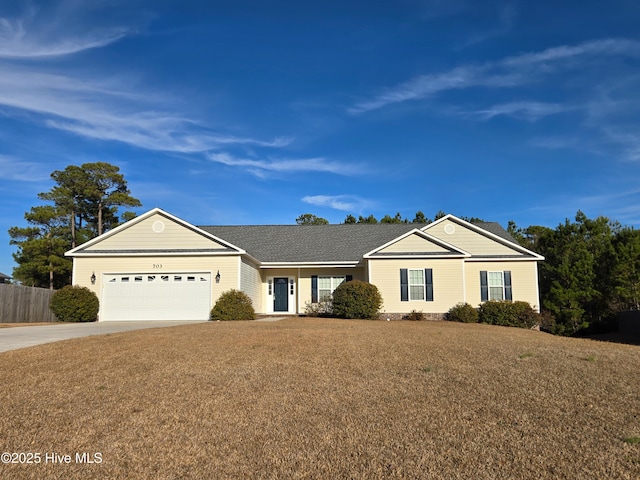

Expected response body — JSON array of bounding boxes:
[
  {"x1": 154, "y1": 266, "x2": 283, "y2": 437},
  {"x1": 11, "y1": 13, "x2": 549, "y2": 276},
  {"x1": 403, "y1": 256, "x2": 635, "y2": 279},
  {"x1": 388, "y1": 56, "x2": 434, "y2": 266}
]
[
  {"x1": 331, "y1": 280, "x2": 383, "y2": 319},
  {"x1": 478, "y1": 300, "x2": 538, "y2": 329},
  {"x1": 49, "y1": 285, "x2": 99, "y2": 322},
  {"x1": 210, "y1": 289, "x2": 256, "y2": 321},
  {"x1": 403, "y1": 310, "x2": 425, "y2": 321},
  {"x1": 445, "y1": 303, "x2": 479, "y2": 323}
]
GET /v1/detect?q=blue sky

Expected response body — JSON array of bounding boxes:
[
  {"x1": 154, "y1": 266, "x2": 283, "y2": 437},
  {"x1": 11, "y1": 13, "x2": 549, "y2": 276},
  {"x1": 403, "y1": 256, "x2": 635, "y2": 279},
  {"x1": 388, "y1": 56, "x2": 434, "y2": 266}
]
[{"x1": 1, "y1": 0, "x2": 640, "y2": 276}]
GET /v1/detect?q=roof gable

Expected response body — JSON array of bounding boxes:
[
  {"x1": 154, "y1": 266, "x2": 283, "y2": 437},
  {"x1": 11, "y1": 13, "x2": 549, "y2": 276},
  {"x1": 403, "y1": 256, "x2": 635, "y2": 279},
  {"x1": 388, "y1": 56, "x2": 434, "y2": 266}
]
[
  {"x1": 365, "y1": 229, "x2": 469, "y2": 258},
  {"x1": 423, "y1": 215, "x2": 543, "y2": 260},
  {"x1": 67, "y1": 208, "x2": 244, "y2": 256}
]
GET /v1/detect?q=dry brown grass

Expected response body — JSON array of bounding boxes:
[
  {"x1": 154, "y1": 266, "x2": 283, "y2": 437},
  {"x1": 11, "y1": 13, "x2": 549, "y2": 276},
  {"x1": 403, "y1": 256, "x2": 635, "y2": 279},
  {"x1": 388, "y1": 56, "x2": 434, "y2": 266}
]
[{"x1": 0, "y1": 318, "x2": 638, "y2": 479}]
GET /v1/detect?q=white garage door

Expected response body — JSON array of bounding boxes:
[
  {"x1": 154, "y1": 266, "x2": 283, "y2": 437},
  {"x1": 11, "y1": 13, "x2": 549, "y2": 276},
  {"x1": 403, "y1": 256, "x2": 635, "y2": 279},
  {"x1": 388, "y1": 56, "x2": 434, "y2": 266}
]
[{"x1": 101, "y1": 273, "x2": 211, "y2": 321}]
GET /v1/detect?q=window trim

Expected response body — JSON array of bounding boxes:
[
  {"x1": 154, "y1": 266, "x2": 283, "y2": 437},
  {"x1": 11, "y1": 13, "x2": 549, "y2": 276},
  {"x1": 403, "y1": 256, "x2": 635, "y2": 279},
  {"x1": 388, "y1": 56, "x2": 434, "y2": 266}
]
[
  {"x1": 400, "y1": 268, "x2": 434, "y2": 302},
  {"x1": 318, "y1": 275, "x2": 346, "y2": 302},
  {"x1": 487, "y1": 271, "x2": 505, "y2": 301},
  {"x1": 480, "y1": 270, "x2": 512, "y2": 302},
  {"x1": 408, "y1": 269, "x2": 425, "y2": 301}
]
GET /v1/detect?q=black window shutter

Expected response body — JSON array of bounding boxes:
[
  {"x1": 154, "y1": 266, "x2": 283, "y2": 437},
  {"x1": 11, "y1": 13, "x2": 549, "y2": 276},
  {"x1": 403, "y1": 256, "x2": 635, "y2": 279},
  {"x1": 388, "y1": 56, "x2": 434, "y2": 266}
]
[
  {"x1": 346, "y1": 275, "x2": 353, "y2": 282},
  {"x1": 480, "y1": 271, "x2": 488, "y2": 302},
  {"x1": 400, "y1": 269, "x2": 408, "y2": 302},
  {"x1": 311, "y1": 275, "x2": 318, "y2": 303},
  {"x1": 504, "y1": 271, "x2": 512, "y2": 301},
  {"x1": 425, "y1": 268, "x2": 433, "y2": 302}
]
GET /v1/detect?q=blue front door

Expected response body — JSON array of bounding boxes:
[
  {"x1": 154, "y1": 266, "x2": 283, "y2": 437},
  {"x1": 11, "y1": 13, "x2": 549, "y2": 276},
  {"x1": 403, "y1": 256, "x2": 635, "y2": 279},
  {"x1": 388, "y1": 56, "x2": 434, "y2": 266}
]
[{"x1": 274, "y1": 278, "x2": 288, "y2": 312}]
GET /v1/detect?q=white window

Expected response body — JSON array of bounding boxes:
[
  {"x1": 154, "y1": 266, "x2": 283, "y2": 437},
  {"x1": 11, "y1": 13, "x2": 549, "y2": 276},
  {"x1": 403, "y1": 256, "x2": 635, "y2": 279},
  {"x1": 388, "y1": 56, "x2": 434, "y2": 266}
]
[
  {"x1": 318, "y1": 276, "x2": 345, "y2": 302},
  {"x1": 488, "y1": 272, "x2": 505, "y2": 301},
  {"x1": 409, "y1": 269, "x2": 425, "y2": 301}
]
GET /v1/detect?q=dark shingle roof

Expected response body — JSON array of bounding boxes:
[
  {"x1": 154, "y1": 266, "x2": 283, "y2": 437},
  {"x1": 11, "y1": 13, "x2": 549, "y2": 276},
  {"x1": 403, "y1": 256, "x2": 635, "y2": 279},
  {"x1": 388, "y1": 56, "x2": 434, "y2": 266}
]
[
  {"x1": 199, "y1": 224, "x2": 422, "y2": 263},
  {"x1": 472, "y1": 222, "x2": 518, "y2": 243},
  {"x1": 199, "y1": 220, "x2": 519, "y2": 263}
]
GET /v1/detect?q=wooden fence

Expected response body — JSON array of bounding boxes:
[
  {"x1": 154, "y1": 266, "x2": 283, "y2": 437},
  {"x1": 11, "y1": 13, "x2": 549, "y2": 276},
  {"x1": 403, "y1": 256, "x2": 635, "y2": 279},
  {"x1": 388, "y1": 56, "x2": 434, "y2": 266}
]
[{"x1": 0, "y1": 284, "x2": 58, "y2": 323}]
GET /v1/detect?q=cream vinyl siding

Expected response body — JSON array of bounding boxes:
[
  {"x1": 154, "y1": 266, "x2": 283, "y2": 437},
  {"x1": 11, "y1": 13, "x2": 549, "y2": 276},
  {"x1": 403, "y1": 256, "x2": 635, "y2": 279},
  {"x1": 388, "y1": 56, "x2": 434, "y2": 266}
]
[
  {"x1": 83, "y1": 213, "x2": 230, "y2": 251},
  {"x1": 427, "y1": 220, "x2": 520, "y2": 256},
  {"x1": 73, "y1": 255, "x2": 240, "y2": 320},
  {"x1": 241, "y1": 258, "x2": 262, "y2": 313},
  {"x1": 368, "y1": 258, "x2": 465, "y2": 313},
  {"x1": 298, "y1": 267, "x2": 365, "y2": 312},
  {"x1": 465, "y1": 262, "x2": 540, "y2": 311},
  {"x1": 377, "y1": 233, "x2": 451, "y2": 254}
]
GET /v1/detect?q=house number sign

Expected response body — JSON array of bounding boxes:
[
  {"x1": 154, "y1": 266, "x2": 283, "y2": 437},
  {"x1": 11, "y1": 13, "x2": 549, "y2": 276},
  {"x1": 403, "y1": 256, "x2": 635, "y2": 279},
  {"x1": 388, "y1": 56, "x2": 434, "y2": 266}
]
[{"x1": 153, "y1": 264, "x2": 163, "y2": 269}]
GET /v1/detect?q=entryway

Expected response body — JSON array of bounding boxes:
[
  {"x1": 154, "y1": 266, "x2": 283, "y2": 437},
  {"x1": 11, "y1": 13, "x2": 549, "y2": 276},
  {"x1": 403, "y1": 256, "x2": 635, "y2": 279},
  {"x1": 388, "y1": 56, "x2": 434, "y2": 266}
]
[{"x1": 273, "y1": 277, "x2": 289, "y2": 312}]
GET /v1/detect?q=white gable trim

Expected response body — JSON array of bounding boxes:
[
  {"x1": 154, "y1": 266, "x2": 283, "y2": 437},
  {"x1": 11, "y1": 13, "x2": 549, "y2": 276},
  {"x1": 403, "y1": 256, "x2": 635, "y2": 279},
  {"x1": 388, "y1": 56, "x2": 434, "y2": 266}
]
[
  {"x1": 66, "y1": 208, "x2": 246, "y2": 257},
  {"x1": 363, "y1": 228, "x2": 470, "y2": 258},
  {"x1": 423, "y1": 214, "x2": 545, "y2": 261}
]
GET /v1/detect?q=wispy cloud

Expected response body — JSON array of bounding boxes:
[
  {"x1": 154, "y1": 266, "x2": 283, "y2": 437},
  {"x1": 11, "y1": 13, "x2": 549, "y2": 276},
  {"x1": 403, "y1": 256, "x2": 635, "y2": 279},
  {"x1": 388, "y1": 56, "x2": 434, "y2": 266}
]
[
  {"x1": 472, "y1": 101, "x2": 570, "y2": 121},
  {"x1": 302, "y1": 194, "x2": 373, "y2": 212},
  {"x1": 0, "y1": 2, "x2": 132, "y2": 58},
  {"x1": 601, "y1": 127, "x2": 640, "y2": 162},
  {"x1": 0, "y1": 155, "x2": 50, "y2": 182},
  {"x1": 0, "y1": 2, "x2": 289, "y2": 154},
  {"x1": 501, "y1": 38, "x2": 640, "y2": 68},
  {"x1": 0, "y1": 66, "x2": 288, "y2": 152},
  {"x1": 348, "y1": 65, "x2": 522, "y2": 114},
  {"x1": 208, "y1": 153, "x2": 359, "y2": 177},
  {"x1": 531, "y1": 187, "x2": 640, "y2": 226},
  {"x1": 349, "y1": 38, "x2": 640, "y2": 114}
]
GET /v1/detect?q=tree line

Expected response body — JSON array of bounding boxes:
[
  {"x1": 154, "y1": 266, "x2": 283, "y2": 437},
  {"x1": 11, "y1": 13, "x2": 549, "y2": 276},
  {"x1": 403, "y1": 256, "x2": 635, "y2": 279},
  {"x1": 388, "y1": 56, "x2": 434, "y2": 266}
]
[
  {"x1": 9, "y1": 162, "x2": 141, "y2": 289},
  {"x1": 297, "y1": 210, "x2": 640, "y2": 335},
  {"x1": 295, "y1": 211, "x2": 484, "y2": 225},
  {"x1": 509, "y1": 212, "x2": 640, "y2": 335}
]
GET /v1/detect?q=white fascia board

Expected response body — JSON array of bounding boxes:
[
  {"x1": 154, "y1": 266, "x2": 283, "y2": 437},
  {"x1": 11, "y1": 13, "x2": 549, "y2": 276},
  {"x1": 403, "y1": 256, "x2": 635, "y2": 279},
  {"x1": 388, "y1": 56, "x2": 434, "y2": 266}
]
[
  {"x1": 363, "y1": 228, "x2": 470, "y2": 258},
  {"x1": 260, "y1": 261, "x2": 358, "y2": 269},
  {"x1": 464, "y1": 256, "x2": 544, "y2": 262},
  {"x1": 68, "y1": 251, "x2": 242, "y2": 257},
  {"x1": 369, "y1": 254, "x2": 468, "y2": 259},
  {"x1": 423, "y1": 214, "x2": 545, "y2": 261},
  {"x1": 65, "y1": 207, "x2": 246, "y2": 257}
]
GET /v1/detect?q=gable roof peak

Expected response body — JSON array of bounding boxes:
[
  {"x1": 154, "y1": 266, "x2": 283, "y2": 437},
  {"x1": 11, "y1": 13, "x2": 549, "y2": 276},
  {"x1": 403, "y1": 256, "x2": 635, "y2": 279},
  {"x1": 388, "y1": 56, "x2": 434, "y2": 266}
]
[{"x1": 66, "y1": 207, "x2": 246, "y2": 256}]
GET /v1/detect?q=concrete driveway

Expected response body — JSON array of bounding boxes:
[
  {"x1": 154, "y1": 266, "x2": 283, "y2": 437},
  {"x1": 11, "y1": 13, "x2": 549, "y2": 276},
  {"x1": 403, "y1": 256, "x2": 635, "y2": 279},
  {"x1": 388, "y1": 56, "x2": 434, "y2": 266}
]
[{"x1": 0, "y1": 321, "x2": 206, "y2": 353}]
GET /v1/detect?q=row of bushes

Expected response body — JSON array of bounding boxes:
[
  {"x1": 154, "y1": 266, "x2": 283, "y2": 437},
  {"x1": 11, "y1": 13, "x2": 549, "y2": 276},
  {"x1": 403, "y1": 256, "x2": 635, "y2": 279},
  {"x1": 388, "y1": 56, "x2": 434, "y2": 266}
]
[
  {"x1": 214, "y1": 281, "x2": 385, "y2": 321},
  {"x1": 49, "y1": 284, "x2": 543, "y2": 329},
  {"x1": 446, "y1": 301, "x2": 541, "y2": 329}
]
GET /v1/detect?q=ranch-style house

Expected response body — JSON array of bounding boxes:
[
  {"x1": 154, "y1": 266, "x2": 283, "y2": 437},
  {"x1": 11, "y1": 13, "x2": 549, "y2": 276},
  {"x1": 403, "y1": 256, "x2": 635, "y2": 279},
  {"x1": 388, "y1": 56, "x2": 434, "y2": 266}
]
[{"x1": 66, "y1": 208, "x2": 544, "y2": 321}]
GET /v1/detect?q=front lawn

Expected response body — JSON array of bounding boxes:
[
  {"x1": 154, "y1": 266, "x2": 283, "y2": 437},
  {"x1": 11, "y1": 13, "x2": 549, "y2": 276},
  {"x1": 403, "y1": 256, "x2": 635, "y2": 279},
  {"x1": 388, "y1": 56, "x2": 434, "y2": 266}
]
[{"x1": 0, "y1": 318, "x2": 638, "y2": 479}]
